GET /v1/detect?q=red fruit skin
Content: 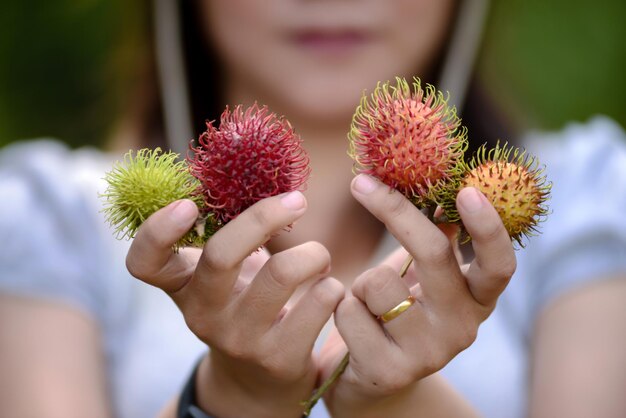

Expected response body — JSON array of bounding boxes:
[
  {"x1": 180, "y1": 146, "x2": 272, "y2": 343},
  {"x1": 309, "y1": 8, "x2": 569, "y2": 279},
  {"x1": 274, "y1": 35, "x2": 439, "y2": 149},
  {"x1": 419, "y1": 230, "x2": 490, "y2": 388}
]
[
  {"x1": 349, "y1": 77, "x2": 467, "y2": 206},
  {"x1": 188, "y1": 104, "x2": 310, "y2": 224}
]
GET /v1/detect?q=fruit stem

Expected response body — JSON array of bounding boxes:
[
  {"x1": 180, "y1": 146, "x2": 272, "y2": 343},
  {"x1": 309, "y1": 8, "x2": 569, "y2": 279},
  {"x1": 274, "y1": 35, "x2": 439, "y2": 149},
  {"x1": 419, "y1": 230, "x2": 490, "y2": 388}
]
[
  {"x1": 399, "y1": 254, "x2": 414, "y2": 277},
  {"x1": 301, "y1": 351, "x2": 350, "y2": 416}
]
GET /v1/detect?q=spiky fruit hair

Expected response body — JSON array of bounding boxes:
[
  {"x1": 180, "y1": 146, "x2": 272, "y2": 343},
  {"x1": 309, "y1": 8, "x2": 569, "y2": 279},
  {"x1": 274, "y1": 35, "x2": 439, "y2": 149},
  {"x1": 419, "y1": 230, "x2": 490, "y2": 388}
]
[
  {"x1": 101, "y1": 148, "x2": 216, "y2": 248},
  {"x1": 348, "y1": 76, "x2": 467, "y2": 208},
  {"x1": 188, "y1": 103, "x2": 311, "y2": 224},
  {"x1": 456, "y1": 142, "x2": 551, "y2": 246}
]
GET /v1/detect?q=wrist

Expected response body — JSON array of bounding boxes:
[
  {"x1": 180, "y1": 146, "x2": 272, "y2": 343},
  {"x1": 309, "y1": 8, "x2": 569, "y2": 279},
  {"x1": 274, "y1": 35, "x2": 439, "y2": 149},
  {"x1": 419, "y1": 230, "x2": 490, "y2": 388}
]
[
  {"x1": 195, "y1": 352, "x2": 312, "y2": 418},
  {"x1": 328, "y1": 374, "x2": 480, "y2": 418},
  {"x1": 326, "y1": 377, "x2": 420, "y2": 418}
]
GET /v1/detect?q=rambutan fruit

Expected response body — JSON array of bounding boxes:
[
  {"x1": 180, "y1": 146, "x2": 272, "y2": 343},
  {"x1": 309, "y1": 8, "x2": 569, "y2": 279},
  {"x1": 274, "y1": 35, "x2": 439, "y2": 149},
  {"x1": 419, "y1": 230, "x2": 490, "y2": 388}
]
[
  {"x1": 188, "y1": 104, "x2": 310, "y2": 224},
  {"x1": 457, "y1": 142, "x2": 551, "y2": 246},
  {"x1": 348, "y1": 76, "x2": 467, "y2": 208},
  {"x1": 101, "y1": 148, "x2": 214, "y2": 247}
]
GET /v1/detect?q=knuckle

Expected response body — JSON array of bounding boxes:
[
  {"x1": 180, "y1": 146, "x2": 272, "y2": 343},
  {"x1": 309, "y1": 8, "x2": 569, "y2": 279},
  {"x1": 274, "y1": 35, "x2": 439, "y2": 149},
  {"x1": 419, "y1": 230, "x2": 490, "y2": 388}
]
[
  {"x1": 151, "y1": 232, "x2": 174, "y2": 251},
  {"x1": 335, "y1": 296, "x2": 362, "y2": 329},
  {"x1": 480, "y1": 217, "x2": 507, "y2": 242},
  {"x1": 220, "y1": 333, "x2": 254, "y2": 361},
  {"x1": 265, "y1": 255, "x2": 294, "y2": 290},
  {"x1": 455, "y1": 322, "x2": 479, "y2": 351},
  {"x1": 125, "y1": 253, "x2": 143, "y2": 279},
  {"x1": 337, "y1": 295, "x2": 361, "y2": 317},
  {"x1": 484, "y1": 253, "x2": 517, "y2": 282},
  {"x1": 500, "y1": 253, "x2": 518, "y2": 278},
  {"x1": 439, "y1": 312, "x2": 479, "y2": 355},
  {"x1": 421, "y1": 351, "x2": 446, "y2": 377},
  {"x1": 259, "y1": 354, "x2": 301, "y2": 381},
  {"x1": 183, "y1": 311, "x2": 212, "y2": 342},
  {"x1": 182, "y1": 300, "x2": 224, "y2": 342},
  {"x1": 310, "y1": 278, "x2": 342, "y2": 308},
  {"x1": 251, "y1": 204, "x2": 272, "y2": 228},
  {"x1": 306, "y1": 241, "x2": 331, "y2": 269},
  {"x1": 363, "y1": 265, "x2": 396, "y2": 295},
  {"x1": 385, "y1": 191, "x2": 411, "y2": 218},
  {"x1": 419, "y1": 341, "x2": 450, "y2": 376},
  {"x1": 200, "y1": 240, "x2": 238, "y2": 272},
  {"x1": 421, "y1": 236, "x2": 453, "y2": 265}
]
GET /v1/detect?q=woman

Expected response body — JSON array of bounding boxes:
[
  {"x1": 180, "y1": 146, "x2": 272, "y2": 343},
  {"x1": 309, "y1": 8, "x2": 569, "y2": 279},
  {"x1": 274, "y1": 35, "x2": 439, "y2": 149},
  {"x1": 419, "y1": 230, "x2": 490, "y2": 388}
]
[{"x1": 1, "y1": 1, "x2": 625, "y2": 417}]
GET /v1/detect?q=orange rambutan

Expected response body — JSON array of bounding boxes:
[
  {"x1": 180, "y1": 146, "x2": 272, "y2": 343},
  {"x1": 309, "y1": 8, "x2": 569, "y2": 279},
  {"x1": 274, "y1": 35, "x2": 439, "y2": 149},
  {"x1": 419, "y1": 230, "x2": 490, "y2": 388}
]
[
  {"x1": 458, "y1": 142, "x2": 551, "y2": 246},
  {"x1": 348, "y1": 77, "x2": 467, "y2": 208}
]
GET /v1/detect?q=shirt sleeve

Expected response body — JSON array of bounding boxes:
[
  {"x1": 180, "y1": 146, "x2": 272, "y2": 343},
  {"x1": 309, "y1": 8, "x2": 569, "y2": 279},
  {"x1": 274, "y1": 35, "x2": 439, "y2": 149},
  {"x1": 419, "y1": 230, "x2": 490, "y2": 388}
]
[
  {"x1": 521, "y1": 117, "x2": 626, "y2": 321},
  {"x1": 0, "y1": 140, "x2": 113, "y2": 320}
]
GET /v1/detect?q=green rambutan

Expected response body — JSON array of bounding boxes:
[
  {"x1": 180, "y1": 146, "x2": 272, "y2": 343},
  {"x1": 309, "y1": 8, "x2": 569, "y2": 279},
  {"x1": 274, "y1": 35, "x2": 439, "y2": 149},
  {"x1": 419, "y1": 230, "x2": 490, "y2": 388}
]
[
  {"x1": 348, "y1": 76, "x2": 467, "y2": 208},
  {"x1": 101, "y1": 148, "x2": 217, "y2": 247},
  {"x1": 457, "y1": 142, "x2": 551, "y2": 246}
]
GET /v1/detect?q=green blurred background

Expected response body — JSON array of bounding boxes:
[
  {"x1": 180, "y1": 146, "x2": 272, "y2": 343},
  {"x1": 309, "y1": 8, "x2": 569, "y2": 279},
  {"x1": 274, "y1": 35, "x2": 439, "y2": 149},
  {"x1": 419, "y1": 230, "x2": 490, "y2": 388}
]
[{"x1": 0, "y1": 0, "x2": 624, "y2": 149}]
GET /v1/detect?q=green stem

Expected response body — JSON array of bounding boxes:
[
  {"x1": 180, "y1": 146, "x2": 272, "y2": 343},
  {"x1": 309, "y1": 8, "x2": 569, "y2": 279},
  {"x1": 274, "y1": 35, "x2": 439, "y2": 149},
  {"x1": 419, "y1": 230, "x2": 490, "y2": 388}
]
[
  {"x1": 399, "y1": 254, "x2": 414, "y2": 277},
  {"x1": 301, "y1": 352, "x2": 350, "y2": 416}
]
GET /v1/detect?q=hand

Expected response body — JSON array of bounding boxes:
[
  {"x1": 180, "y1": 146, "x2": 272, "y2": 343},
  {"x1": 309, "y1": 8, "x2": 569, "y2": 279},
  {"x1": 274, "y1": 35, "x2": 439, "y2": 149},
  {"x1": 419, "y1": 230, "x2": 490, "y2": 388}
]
[
  {"x1": 126, "y1": 192, "x2": 345, "y2": 418},
  {"x1": 320, "y1": 174, "x2": 516, "y2": 417}
]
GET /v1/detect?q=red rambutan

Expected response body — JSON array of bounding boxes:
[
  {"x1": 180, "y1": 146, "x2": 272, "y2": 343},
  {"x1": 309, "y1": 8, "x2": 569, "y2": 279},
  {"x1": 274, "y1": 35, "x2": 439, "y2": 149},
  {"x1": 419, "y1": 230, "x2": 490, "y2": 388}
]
[{"x1": 188, "y1": 104, "x2": 310, "y2": 224}]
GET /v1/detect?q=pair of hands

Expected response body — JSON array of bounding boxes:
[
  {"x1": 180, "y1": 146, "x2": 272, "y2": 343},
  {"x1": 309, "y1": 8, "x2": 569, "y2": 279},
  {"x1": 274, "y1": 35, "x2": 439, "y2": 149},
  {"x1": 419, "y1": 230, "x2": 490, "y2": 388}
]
[{"x1": 126, "y1": 174, "x2": 516, "y2": 418}]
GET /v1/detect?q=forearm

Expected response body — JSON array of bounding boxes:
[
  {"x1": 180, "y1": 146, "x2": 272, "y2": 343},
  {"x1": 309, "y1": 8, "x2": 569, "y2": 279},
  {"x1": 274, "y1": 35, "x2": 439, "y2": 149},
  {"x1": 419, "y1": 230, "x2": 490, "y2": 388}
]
[
  {"x1": 0, "y1": 295, "x2": 112, "y2": 418},
  {"x1": 529, "y1": 276, "x2": 626, "y2": 418},
  {"x1": 329, "y1": 373, "x2": 480, "y2": 418}
]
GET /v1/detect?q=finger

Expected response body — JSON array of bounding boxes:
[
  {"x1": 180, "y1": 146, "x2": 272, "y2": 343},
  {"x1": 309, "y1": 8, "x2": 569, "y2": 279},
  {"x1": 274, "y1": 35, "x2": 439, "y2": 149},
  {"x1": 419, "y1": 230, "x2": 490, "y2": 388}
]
[
  {"x1": 334, "y1": 295, "x2": 394, "y2": 369},
  {"x1": 237, "y1": 242, "x2": 332, "y2": 329},
  {"x1": 379, "y1": 247, "x2": 422, "y2": 288},
  {"x1": 351, "y1": 175, "x2": 465, "y2": 298},
  {"x1": 181, "y1": 191, "x2": 307, "y2": 306},
  {"x1": 351, "y1": 266, "x2": 425, "y2": 351},
  {"x1": 318, "y1": 325, "x2": 348, "y2": 381},
  {"x1": 437, "y1": 221, "x2": 463, "y2": 265},
  {"x1": 273, "y1": 277, "x2": 344, "y2": 356},
  {"x1": 457, "y1": 187, "x2": 517, "y2": 307},
  {"x1": 126, "y1": 199, "x2": 199, "y2": 293},
  {"x1": 239, "y1": 247, "x2": 271, "y2": 284}
]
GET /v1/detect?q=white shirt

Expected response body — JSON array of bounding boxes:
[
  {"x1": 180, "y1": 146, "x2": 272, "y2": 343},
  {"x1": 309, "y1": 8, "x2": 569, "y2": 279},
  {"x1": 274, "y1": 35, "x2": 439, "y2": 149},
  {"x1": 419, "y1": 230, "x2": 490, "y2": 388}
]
[{"x1": 2, "y1": 116, "x2": 626, "y2": 418}]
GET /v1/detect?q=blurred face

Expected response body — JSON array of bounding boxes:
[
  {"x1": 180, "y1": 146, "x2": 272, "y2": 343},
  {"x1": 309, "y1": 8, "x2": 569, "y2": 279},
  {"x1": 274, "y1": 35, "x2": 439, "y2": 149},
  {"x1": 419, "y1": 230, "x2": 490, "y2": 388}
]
[{"x1": 200, "y1": 0, "x2": 455, "y2": 126}]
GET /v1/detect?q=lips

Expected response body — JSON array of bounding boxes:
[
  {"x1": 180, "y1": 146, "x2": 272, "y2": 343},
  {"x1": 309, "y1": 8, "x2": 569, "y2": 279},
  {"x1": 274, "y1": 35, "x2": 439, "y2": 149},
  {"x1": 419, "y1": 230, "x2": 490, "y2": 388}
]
[{"x1": 290, "y1": 29, "x2": 373, "y2": 55}]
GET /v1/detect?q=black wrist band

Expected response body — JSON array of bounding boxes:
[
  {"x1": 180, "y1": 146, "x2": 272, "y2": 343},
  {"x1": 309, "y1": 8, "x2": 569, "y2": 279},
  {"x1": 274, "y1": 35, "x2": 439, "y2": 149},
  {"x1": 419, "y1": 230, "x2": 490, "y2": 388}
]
[
  {"x1": 177, "y1": 359, "x2": 216, "y2": 418},
  {"x1": 177, "y1": 357, "x2": 310, "y2": 418}
]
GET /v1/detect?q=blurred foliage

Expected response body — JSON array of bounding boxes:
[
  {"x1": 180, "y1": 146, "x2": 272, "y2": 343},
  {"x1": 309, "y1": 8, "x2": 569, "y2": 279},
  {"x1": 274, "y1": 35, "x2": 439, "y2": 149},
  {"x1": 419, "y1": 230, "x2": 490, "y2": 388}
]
[
  {"x1": 479, "y1": 0, "x2": 626, "y2": 132},
  {"x1": 0, "y1": 0, "x2": 148, "y2": 149},
  {"x1": 0, "y1": 0, "x2": 624, "y2": 149}
]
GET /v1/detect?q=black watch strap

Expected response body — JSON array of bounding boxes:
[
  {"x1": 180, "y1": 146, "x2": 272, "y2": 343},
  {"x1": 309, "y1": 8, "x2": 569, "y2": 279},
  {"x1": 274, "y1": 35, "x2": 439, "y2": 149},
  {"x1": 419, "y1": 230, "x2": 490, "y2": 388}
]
[
  {"x1": 177, "y1": 360, "x2": 215, "y2": 418},
  {"x1": 177, "y1": 357, "x2": 310, "y2": 418}
]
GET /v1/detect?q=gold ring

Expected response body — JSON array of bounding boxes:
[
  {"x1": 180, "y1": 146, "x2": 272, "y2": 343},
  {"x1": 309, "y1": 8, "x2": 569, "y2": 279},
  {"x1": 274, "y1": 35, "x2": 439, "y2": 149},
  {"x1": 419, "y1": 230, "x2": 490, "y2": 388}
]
[{"x1": 378, "y1": 295, "x2": 416, "y2": 323}]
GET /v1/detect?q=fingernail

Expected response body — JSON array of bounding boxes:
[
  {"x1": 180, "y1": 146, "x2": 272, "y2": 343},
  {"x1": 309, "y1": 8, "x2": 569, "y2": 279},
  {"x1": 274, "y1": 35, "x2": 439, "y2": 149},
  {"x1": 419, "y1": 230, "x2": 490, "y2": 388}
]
[
  {"x1": 281, "y1": 191, "x2": 306, "y2": 210},
  {"x1": 170, "y1": 199, "x2": 197, "y2": 224},
  {"x1": 458, "y1": 187, "x2": 485, "y2": 213},
  {"x1": 353, "y1": 174, "x2": 377, "y2": 194}
]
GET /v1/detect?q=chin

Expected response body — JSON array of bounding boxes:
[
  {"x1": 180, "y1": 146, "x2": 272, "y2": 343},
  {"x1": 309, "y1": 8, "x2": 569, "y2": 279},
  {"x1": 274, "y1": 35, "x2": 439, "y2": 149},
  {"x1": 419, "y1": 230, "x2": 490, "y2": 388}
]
[
  {"x1": 297, "y1": 90, "x2": 361, "y2": 123},
  {"x1": 269, "y1": 74, "x2": 383, "y2": 127}
]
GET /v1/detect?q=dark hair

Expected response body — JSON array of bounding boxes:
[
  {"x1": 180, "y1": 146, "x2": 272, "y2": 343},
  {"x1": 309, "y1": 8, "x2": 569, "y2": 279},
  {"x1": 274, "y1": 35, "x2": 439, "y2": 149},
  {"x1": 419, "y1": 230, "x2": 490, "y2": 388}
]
[{"x1": 180, "y1": 1, "x2": 225, "y2": 137}]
